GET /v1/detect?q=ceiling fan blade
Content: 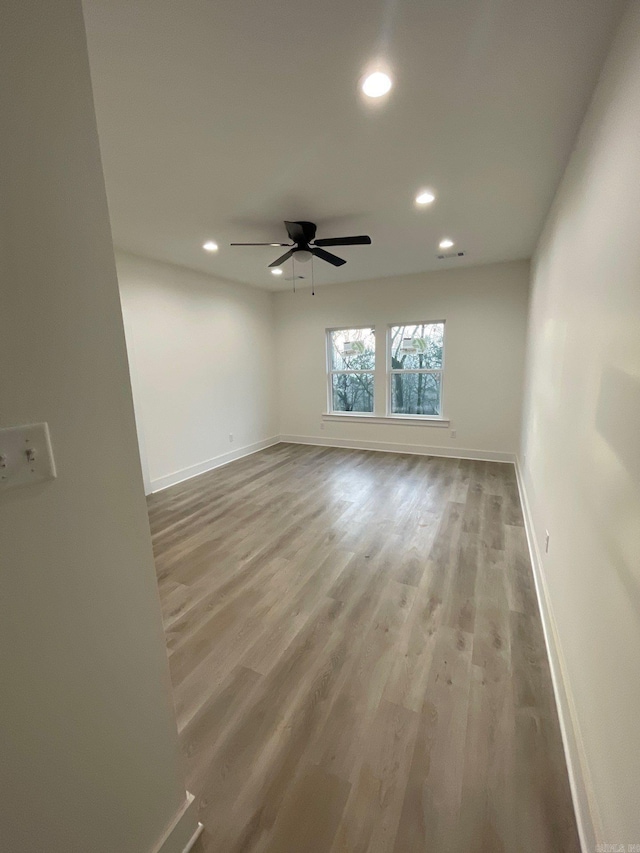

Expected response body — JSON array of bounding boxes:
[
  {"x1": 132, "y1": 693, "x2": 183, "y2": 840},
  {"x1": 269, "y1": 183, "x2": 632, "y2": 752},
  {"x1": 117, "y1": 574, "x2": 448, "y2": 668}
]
[
  {"x1": 285, "y1": 220, "x2": 317, "y2": 243},
  {"x1": 312, "y1": 246, "x2": 346, "y2": 267},
  {"x1": 268, "y1": 249, "x2": 295, "y2": 267},
  {"x1": 314, "y1": 235, "x2": 372, "y2": 247},
  {"x1": 230, "y1": 242, "x2": 291, "y2": 246}
]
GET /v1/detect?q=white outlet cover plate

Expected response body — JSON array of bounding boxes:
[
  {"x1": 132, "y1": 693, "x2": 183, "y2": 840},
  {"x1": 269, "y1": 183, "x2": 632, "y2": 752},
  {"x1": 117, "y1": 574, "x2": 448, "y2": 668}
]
[{"x1": 0, "y1": 422, "x2": 57, "y2": 491}]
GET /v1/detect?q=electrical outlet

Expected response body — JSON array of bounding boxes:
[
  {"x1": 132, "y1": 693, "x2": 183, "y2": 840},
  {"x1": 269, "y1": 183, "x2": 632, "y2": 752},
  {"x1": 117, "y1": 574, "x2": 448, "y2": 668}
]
[
  {"x1": 545, "y1": 531, "x2": 550, "y2": 554},
  {"x1": 450, "y1": 429, "x2": 457, "y2": 439},
  {"x1": 320, "y1": 422, "x2": 325, "y2": 431},
  {"x1": 229, "y1": 433, "x2": 233, "y2": 443}
]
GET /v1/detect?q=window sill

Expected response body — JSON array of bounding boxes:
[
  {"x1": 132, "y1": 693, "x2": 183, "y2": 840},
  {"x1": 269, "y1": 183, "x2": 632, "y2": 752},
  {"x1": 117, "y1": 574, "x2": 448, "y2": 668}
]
[{"x1": 322, "y1": 413, "x2": 450, "y2": 427}]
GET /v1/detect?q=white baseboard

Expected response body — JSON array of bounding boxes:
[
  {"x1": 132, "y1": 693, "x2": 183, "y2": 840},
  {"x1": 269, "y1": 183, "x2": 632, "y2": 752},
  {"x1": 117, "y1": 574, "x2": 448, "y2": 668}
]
[
  {"x1": 514, "y1": 460, "x2": 598, "y2": 853},
  {"x1": 149, "y1": 437, "x2": 280, "y2": 493},
  {"x1": 150, "y1": 436, "x2": 514, "y2": 494},
  {"x1": 279, "y1": 433, "x2": 515, "y2": 463},
  {"x1": 151, "y1": 792, "x2": 203, "y2": 853}
]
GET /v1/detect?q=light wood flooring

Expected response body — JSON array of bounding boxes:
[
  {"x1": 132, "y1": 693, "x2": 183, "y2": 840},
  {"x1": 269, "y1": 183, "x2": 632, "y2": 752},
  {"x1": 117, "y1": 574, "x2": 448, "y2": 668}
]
[{"x1": 148, "y1": 443, "x2": 579, "y2": 853}]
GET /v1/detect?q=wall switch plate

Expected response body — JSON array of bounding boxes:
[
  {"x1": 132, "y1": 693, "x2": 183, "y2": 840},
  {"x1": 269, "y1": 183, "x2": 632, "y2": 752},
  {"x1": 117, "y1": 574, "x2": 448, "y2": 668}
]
[
  {"x1": 229, "y1": 433, "x2": 233, "y2": 443},
  {"x1": 320, "y1": 422, "x2": 325, "y2": 430},
  {"x1": 0, "y1": 422, "x2": 56, "y2": 491},
  {"x1": 450, "y1": 429, "x2": 457, "y2": 438},
  {"x1": 545, "y1": 530, "x2": 550, "y2": 554}
]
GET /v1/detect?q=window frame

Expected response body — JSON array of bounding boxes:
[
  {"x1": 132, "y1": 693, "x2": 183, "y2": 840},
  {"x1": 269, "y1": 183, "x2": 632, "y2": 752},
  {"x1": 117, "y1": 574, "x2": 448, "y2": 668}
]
[
  {"x1": 326, "y1": 325, "x2": 376, "y2": 414},
  {"x1": 386, "y1": 320, "x2": 446, "y2": 419}
]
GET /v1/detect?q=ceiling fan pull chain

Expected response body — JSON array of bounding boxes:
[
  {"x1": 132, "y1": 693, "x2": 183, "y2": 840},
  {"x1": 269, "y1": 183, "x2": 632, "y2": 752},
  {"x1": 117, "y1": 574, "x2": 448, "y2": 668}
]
[{"x1": 311, "y1": 257, "x2": 315, "y2": 296}]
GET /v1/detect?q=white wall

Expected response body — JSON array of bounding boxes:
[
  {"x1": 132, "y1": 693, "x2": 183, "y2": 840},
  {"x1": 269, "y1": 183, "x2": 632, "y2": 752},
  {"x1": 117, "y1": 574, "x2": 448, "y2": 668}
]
[
  {"x1": 0, "y1": 3, "x2": 193, "y2": 852},
  {"x1": 117, "y1": 251, "x2": 277, "y2": 492},
  {"x1": 520, "y1": 1, "x2": 640, "y2": 846},
  {"x1": 274, "y1": 260, "x2": 529, "y2": 459}
]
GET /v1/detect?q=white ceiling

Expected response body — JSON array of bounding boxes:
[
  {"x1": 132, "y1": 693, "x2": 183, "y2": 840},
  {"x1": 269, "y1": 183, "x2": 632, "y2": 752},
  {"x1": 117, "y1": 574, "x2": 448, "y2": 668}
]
[{"x1": 83, "y1": 0, "x2": 624, "y2": 291}]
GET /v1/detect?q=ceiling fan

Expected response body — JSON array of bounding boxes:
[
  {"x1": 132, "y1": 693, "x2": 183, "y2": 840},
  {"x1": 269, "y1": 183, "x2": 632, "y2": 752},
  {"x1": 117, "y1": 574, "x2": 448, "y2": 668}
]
[{"x1": 230, "y1": 221, "x2": 372, "y2": 268}]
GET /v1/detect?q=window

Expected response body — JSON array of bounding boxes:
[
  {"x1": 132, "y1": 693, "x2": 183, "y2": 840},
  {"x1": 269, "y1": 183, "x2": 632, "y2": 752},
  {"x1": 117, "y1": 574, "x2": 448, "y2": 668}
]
[
  {"x1": 328, "y1": 327, "x2": 375, "y2": 413},
  {"x1": 389, "y1": 322, "x2": 444, "y2": 416},
  {"x1": 324, "y1": 323, "x2": 447, "y2": 421}
]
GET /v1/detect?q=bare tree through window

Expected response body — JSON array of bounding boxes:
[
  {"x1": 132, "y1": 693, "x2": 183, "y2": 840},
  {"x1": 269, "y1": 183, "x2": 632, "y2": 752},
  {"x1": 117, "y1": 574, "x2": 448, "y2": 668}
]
[
  {"x1": 328, "y1": 328, "x2": 375, "y2": 412},
  {"x1": 389, "y1": 322, "x2": 444, "y2": 415}
]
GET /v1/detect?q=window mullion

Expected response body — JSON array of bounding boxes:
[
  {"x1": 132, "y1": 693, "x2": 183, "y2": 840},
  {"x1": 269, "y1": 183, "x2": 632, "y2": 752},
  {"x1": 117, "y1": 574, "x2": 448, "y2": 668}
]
[
  {"x1": 389, "y1": 369, "x2": 443, "y2": 375},
  {"x1": 374, "y1": 325, "x2": 386, "y2": 416}
]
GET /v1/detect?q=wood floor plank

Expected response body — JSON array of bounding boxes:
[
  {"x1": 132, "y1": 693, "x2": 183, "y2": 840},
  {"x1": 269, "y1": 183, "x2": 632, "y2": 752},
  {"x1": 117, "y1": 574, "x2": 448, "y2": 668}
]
[
  {"x1": 260, "y1": 764, "x2": 351, "y2": 853},
  {"x1": 150, "y1": 443, "x2": 579, "y2": 853},
  {"x1": 329, "y1": 700, "x2": 419, "y2": 853},
  {"x1": 392, "y1": 626, "x2": 474, "y2": 853}
]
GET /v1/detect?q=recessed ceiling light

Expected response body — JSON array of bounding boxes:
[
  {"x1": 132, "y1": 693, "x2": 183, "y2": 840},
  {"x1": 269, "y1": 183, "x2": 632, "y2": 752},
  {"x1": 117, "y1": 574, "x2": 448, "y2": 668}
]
[
  {"x1": 362, "y1": 71, "x2": 392, "y2": 99},
  {"x1": 439, "y1": 238, "x2": 454, "y2": 249},
  {"x1": 415, "y1": 190, "x2": 436, "y2": 206},
  {"x1": 202, "y1": 240, "x2": 218, "y2": 252},
  {"x1": 271, "y1": 269, "x2": 283, "y2": 276}
]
